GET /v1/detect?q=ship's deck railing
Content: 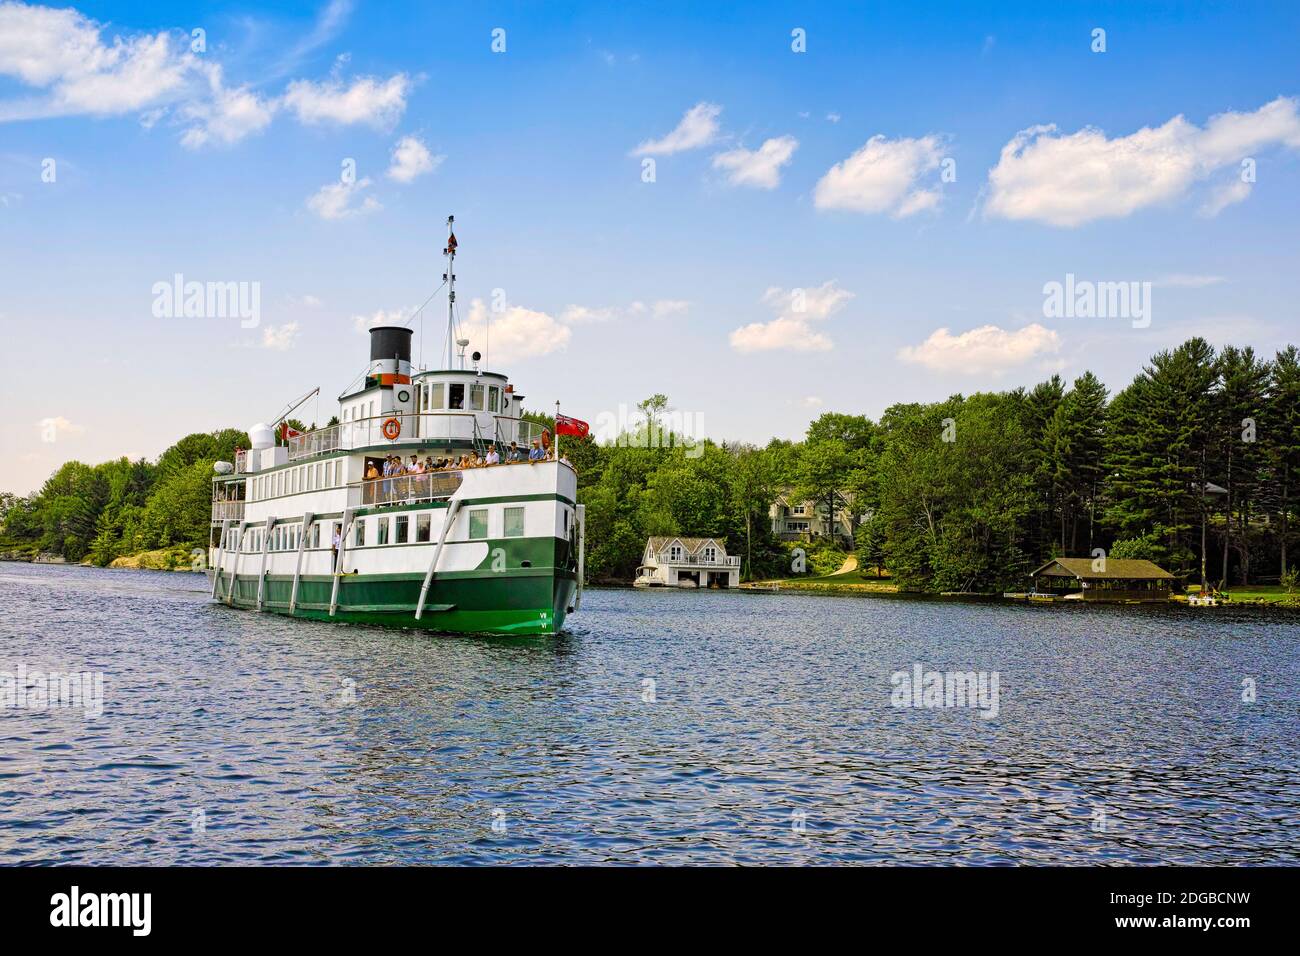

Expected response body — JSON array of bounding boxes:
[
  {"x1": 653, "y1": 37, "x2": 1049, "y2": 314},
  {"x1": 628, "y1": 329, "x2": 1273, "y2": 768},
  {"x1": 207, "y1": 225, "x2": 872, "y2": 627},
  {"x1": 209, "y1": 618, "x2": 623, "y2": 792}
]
[
  {"x1": 499, "y1": 417, "x2": 548, "y2": 452},
  {"x1": 211, "y1": 500, "x2": 246, "y2": 521},
  {"x1": 287, "y1": 412, "x2": 512, "y2": 461},
  {"x1": 358, "y1": 471, "x2": 464, "y2": 507},
  {"x1": 656, "y1": 552, "x2": 741, "y2": 567}
]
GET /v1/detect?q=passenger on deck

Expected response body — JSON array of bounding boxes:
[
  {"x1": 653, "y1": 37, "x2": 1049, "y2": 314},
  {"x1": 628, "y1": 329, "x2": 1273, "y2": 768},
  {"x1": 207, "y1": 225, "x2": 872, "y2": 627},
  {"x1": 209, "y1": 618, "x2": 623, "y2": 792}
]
[
  {"x1": 365, "y1": 461, "x2": 380, "y2": 481},
  {"x1": 528, "y1": 439, "x2": 545, "y2": 463},
  {"x1": 408, "y1": 455, "x2": 424, "y2": 474},
  {"x1": 507, "y1": 441, "x2": 521, "y2": 462},
  {"x1": 485, "y1": 447, "x2": 500, "y2": 465}
]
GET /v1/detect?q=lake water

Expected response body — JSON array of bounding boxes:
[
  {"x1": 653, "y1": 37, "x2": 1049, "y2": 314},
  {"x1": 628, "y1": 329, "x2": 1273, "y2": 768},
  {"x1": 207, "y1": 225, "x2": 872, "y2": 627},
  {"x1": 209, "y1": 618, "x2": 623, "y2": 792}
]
[{"x1": 1, "y1": 562, "x2": 1296, "y2": 865}]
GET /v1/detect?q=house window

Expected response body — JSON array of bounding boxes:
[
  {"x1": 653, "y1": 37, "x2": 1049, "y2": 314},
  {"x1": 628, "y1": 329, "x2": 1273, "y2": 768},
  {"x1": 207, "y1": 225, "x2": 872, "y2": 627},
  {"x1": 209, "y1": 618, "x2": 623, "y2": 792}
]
[
  {"x1": 449, "y1": 383, "x2": 465, "y2": 410},
  {"x1": 470, "y1": 384, "x2": 484, "y2": 410},
  {"x1": 377, "y1": 517, "x2": 390, "y2": 545},
  {"x1": 503, "y1": 507, "x2": 525, "y2": 537},
  {"x1": 704, "y1": 546, "x2": 716, "y2": 563},
  {"x1": 793, "y1": 505, "x2": 807, "y2": 516},
  {"x1": 468, "y1": 509, "x2": 489, "y2": 539},
  {"x1": 670, "y1": 545, "x2": 682, "y2": 561},
  {"x1": 395, "y1": 515, "x2": 409, "y2": 543},
  {"x1": 416, "y1": 513, "x2": 431, "y2": 542}
]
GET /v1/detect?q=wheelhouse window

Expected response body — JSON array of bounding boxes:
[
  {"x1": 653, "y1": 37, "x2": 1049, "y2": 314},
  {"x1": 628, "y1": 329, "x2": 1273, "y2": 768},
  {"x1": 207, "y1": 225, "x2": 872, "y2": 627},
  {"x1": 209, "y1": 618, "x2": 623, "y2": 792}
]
[
  {"x1": 503, "y1": 506, "x2": 525, "y2": 538},
  {"x1": 470, "y1": 384, "x2": 485, "y2": 411},
  {"x1": 449, "y1": 383, "x2": 465, "y2": 410},
  {"x1": 488, "y1": 386, "x2": 500, "y2": 413},
  {"x1": 468, "y1": 509, "x2": 488, "y2": 539},
  {"x1": 430, "y1": 383, "x2": 444, "y2": 409}
]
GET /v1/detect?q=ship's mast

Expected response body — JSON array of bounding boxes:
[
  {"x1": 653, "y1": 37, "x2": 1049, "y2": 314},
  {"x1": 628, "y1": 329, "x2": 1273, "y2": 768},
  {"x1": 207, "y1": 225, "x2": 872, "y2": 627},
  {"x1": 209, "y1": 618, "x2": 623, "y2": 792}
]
[{"x1": 442, "y1": 215, "x2": 457, "y2": 368}]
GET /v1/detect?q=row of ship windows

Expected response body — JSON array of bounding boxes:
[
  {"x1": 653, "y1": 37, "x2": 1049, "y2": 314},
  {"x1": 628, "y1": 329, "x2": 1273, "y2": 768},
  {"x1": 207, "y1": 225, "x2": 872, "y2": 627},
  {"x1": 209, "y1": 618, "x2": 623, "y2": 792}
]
[
  {"x1": 227, "y1": 506, "x2": 528, "y2": 553},
  {"x1": 350, "y1": 507, "x2": 526, "y2": 547},
  {"x1": 419, "y1": 382, "x2": 503, "y2": 414},
  {"x1": 226, "y1": 522, "x2": 321, "y2": 553},
  {"x1": 248, "y1": 459, "x2": 345, "y2": 501},
  {"x1": 340, "y1": 384, "x2": 505, "y2": 423}
]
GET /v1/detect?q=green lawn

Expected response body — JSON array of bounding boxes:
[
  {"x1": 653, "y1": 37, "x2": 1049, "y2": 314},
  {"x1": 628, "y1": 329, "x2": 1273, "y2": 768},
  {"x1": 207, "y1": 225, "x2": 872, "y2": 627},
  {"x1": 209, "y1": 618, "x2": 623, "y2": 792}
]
[{"x1": 1184, "y1": 584, "x2": 1300, "y2": 605}]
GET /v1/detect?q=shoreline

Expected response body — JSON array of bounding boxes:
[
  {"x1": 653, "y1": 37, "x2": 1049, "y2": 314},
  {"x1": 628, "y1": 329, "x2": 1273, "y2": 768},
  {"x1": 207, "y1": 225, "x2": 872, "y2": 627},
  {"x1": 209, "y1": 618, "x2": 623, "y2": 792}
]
[{"x1": 8, "y1": 557, "x2": 1300, "y2": 605}]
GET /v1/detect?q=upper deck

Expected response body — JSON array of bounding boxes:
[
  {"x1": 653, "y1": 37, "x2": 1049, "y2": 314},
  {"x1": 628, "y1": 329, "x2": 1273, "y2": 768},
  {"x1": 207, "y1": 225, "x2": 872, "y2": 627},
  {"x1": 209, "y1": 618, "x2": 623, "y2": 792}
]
[{"x1": 234, "y1": 411, "x2": 548, "y2": 474}]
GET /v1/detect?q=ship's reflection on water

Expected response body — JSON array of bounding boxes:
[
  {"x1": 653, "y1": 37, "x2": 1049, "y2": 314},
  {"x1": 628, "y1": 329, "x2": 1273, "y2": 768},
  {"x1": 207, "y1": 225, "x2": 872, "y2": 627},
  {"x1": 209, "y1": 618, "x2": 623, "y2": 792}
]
[{"x1": 0, "y1": 563, "x2": 1296, "y2": 864}]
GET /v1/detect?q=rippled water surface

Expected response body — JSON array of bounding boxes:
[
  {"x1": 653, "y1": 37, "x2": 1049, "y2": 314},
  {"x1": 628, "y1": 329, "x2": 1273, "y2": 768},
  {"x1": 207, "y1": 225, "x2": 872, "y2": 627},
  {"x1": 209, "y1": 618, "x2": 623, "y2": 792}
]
[{"x1": 1, "y1": 562, "x2": 1297, "y2": 865}]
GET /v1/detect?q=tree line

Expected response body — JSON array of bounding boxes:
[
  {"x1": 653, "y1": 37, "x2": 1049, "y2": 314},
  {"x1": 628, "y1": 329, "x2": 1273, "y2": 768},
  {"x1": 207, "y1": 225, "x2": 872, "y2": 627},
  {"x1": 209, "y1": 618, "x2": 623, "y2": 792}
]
[
  {"x1": 0, "y1": 430, "x2": 248, "y2": 565},
  {"x1": 569, "y1": 337, "x2": 1300, "y2": 590},
  {"x1": 3, "y1": 337, "x2": 1298, "y2": 591}
]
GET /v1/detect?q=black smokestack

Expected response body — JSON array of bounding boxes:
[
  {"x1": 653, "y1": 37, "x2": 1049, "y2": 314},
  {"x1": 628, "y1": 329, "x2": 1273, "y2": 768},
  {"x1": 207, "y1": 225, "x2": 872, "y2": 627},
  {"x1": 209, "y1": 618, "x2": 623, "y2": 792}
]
[{"x1": 369, "y1": 326, "x2": 413, "y2": 363}]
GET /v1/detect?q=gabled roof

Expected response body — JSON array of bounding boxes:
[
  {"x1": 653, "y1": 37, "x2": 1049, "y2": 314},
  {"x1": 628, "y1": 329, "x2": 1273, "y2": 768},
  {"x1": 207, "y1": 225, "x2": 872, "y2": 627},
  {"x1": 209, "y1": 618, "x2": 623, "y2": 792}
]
[
  {"x1": 1030, "y1": 557, "x2": 1175, "y2": 581},
  {"x1": 646, "y1": 536, "x2": 724, "y2": 555}
]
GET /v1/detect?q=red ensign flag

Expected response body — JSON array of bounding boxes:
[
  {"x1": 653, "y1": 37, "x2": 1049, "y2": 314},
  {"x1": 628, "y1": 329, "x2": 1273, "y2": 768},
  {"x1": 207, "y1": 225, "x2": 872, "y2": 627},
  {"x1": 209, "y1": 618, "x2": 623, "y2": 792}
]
[{"x1": 556, "y1": 414, "x2": 589, "y2": 437}]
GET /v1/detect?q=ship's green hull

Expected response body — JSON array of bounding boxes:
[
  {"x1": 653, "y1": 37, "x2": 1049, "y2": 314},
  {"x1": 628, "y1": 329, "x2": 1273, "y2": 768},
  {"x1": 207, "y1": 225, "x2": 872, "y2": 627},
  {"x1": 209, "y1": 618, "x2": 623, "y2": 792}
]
[{"x1": 211, "y1": 567, "x2": 577, "y2": 636}]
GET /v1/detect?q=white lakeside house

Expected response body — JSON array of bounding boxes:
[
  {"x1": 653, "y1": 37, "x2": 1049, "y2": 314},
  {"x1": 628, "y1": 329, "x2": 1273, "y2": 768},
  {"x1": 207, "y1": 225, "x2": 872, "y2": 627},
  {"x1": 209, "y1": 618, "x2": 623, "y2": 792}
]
[{"x1": 635, "y1": 536, "x2": 740, "y2": 589}]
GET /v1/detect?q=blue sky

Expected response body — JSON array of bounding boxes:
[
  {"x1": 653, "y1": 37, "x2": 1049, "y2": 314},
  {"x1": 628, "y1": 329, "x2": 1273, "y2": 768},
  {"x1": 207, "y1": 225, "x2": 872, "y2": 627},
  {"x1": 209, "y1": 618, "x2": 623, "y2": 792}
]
[{"x1": 2, "y1": 0, "x2": 1298, "y2": 493}]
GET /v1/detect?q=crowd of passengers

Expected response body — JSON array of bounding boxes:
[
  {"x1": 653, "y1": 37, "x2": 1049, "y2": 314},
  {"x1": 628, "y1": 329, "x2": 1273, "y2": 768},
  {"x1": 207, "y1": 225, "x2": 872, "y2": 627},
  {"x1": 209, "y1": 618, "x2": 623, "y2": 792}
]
[{"x1": 364, "y1": 438, "x2": 571, "y2": 483}]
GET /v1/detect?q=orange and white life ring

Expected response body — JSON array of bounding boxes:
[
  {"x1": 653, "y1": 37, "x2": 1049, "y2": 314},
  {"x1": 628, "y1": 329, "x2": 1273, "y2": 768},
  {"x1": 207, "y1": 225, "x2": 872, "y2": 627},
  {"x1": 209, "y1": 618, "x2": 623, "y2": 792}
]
[{"x1": 381, "y1": 417, "x2": 401, "y2": 441}]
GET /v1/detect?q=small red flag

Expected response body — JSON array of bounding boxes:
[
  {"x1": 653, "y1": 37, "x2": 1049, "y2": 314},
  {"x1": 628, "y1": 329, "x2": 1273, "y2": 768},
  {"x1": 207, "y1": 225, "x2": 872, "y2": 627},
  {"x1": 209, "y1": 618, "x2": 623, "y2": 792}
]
[
  {"x1": 556, "y1": 414, "x2": 589, "y2": 437},
  {"x1": 279, "y1": 422, "x2": 303, "y2": 441}
]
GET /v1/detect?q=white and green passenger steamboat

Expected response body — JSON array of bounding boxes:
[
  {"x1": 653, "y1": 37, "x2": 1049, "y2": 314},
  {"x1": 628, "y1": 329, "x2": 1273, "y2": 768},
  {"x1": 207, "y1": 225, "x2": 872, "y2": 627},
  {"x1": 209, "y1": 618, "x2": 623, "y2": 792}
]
[{"x1": 207, "y1": 218, "x2": 584, "y2": 635}]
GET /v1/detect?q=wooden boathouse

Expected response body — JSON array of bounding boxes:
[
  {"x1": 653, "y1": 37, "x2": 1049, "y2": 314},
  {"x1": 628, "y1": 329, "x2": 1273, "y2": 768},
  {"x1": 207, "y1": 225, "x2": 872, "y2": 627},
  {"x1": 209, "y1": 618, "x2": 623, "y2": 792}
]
[{"x1": 1025, "y1": 557, "x2": 1176, "y2": 603}]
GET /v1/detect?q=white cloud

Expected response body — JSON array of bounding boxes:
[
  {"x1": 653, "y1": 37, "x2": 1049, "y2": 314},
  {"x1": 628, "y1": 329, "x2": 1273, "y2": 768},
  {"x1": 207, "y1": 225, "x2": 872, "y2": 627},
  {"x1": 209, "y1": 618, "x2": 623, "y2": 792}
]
[
  {"x1": 462, "y1": 298, "x2": 571, "y2": 363},
  {"x1": 650, "y1": 299, "x2": 689, "y2": 318},
  {"x1": 898, "y1": 323, "x2": 1061, "y2": 375},
  {"x1": 261, "y1": 322, "x2": 300, "y2": 351},
  {"x1": 799, "y1": 396, "x2": 824, "y2": 408},
  {"x1": 562, "y1": 299, "x2": 690, "y2": 323},
  {"x1": 633, "y1": 102, "x2": 721, "y2": 155},
  {"x1": 760, "y1": 281, "x2": 854, "y2": 321},
  {"x1": 730, "y1": 281, "x2": 853, "y2": 353},
  {"x1": 813, "y1": 134, "x2": 945, "y2": 216},
  {"x1": 353, "y1": 308, "x2": 410, "y2": 334},
  {"x1": 711, "y1": 135, "x2": 798, "y2": 189},
  {"x1": 560, "y1": 304, "x2": 619, "y2": 324},
  {"x1": 0, "y1": 3, "x2": 191, "y2": 117},
  {"x1": 826, "y1": 112, "x2": 841, "y2": 124},
  {"x1": 1199, "y1": 179, "x2": 1252, "y2": 217},
  {"x1": 0, "y1": 2, "x2": 415, "y2": 150},
  {"x1": 307, "y1": 176, "x2": 380, "y2": 220},
  {"x1": 180, "y1": 64, "x2": 275, "y2": 149},
  {"x1": 386, "y1": 134, "x2": 443, "y2": 182},
  {"x1": 282, "y1": 73, "x2": 410, "y2": 128},
  {"x1": 984, "y1": 97, "x2": 1300, "y2": 226},
  {"x1": 36, "y1": 415, "x2": 85, "y2": 437}
]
